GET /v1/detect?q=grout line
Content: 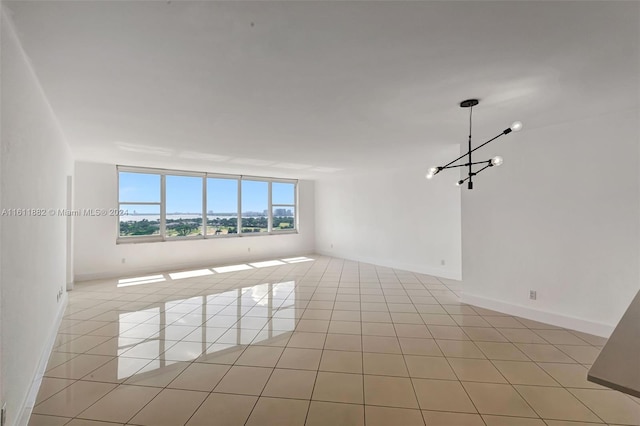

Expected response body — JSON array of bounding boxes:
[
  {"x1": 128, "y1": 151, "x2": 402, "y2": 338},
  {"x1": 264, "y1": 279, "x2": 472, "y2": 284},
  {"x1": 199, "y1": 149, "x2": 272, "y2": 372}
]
[
  {"x1": 359, "y1": 262, "x2": 368, "y2": 425},
  {"x1": 37, "y1": 256, "x2": 615, "y2": 426},
  {"x1": 241, "y1": 257, "x2": 332, "y2": 425},
  {"x1": 305, "y1": 258, "x2": 343, "y2": 425},
  {"x1": 388, "y1": 267, "x2": 431, "y2": 426}
]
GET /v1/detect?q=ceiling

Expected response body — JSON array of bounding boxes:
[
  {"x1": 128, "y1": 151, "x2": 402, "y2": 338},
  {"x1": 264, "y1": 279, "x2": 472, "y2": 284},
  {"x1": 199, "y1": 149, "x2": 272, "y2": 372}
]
[{"x1": 4, "y1": 1, "x2": 639, "y2": 179}]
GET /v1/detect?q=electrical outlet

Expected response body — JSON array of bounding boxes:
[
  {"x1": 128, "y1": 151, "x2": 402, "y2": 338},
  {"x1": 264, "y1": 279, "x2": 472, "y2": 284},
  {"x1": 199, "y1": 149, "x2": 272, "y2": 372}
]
[
  {"x1": 121, "y1": 258, "x2": 126, "y2": 264},
  {"x1": 440, "y1": 259, "x2": 446, "y2": 266},
  {"x1": 330, "y1": 243, "x2": 333, "y2": 249},
  {"x1": 248, "y1": 247, "x2": 251, "y2": 252},
  {"x1": 529, "y1": 290, "x2": 537, "y2": 300}
]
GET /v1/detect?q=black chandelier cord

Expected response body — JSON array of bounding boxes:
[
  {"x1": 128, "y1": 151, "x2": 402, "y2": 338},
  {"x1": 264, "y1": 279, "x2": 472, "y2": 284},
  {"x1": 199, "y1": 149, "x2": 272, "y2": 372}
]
[{"x1": 467, "y1": 105, "x2": 473, "y2": 188}]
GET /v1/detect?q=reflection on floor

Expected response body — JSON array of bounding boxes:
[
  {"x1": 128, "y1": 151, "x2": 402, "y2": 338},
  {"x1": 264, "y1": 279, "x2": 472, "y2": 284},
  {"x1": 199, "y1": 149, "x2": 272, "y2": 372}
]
[{"x1": 29, "y1": 255, "x2": 640, "y2": 426}]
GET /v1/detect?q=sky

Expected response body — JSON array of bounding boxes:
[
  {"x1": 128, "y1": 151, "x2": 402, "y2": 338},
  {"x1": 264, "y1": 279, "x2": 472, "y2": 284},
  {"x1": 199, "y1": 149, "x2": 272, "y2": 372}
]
[{"x1": 119, "y1": 172, "x2": 294, "y2": 214}]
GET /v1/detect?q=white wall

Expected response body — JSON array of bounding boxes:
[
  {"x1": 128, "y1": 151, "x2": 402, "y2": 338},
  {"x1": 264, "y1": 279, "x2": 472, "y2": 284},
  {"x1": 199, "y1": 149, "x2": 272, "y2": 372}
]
[
  {"x1": 461, "y1": 109, "x2": 640, "y2": 337},
  {"x1": 314, "y1": 146, "x2": 462, "y2": 279},
  {"x1": 1, "y1": 9, "x2": 74, "y2": 426},
  {"x1": 74, "y1": 161, "x2": 316, "y2": 280}
]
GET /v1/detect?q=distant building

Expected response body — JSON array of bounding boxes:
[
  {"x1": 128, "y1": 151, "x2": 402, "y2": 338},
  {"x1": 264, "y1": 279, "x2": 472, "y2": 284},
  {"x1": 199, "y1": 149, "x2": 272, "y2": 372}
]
[{"x1": 274, "y1": 208, "x2": 292, "y2": 216}]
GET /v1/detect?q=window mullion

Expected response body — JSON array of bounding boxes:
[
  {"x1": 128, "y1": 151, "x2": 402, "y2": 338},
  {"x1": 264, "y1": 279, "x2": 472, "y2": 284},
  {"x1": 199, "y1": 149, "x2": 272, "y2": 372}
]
[
  {"x1": 202, "y1": 176, "x2": 207, "y2": 237},
  {"x1": 116, "y1": 170, "x2": 120, "y2": 242},
  {"x1": 268, "y1": 181, "x2": 273, "y2": 233},
  {"x1": 119, "y1": 202, "x2": 161, "y2": 206},
  {"x1": 237, "y1": 178, "x2": 242, "y2": 235},
  {"x1": 161, "y1": 174, "x2": 166, "y2": 240}
]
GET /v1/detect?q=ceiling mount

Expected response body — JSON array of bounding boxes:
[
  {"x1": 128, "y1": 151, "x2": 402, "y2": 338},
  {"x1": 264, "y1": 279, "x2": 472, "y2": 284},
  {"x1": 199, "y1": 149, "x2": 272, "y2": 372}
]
[{"x1": 459, "y1": 99, "x2": 479, "y2": 108}]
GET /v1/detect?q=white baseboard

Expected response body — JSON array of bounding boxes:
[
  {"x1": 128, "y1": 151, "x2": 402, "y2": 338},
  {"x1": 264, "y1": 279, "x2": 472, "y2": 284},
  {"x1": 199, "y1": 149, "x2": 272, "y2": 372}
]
[
  {"x1": 315, "y1": 249, "x2": 462, "y2": 281},
  {"x1": 16, "y1": 292, "x2": 68, "y2": 426},
  {"x1": 461, "y1": 292, "x2": 614, "y2": 338}
]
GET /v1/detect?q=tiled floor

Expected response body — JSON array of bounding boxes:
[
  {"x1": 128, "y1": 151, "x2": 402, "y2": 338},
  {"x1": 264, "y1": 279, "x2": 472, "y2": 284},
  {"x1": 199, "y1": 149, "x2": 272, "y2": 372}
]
[{"x1": 28, "y1": 255, "x2": 640, "y2": 426}]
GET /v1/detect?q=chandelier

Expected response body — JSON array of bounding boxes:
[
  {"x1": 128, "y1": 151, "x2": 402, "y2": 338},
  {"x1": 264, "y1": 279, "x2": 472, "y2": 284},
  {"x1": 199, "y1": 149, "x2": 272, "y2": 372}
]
[{"x1": 426, "y1": 99, "x2": 522, "y2": 189}]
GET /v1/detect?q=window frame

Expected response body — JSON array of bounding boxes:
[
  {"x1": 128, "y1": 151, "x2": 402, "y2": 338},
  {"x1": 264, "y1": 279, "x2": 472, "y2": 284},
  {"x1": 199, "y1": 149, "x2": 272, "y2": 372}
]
[
  {"x1": 117, "y1": 167, "x2": 163, "y2": 243},
  {"x1": 240, "y1": 177, "x2": 270, "y2": 236},
  {"x1": 116, "y1": 166, "x2": 298, "y2": 244},
  {"x1": 206, "y1": 174, "x2": 240, "y2": 238},
  {"x1": 270, "y1": 179, "x2": 297, "y2": 233},
  {"x1": 164, "y1": 171, "x2": 206, "y2": 240}
]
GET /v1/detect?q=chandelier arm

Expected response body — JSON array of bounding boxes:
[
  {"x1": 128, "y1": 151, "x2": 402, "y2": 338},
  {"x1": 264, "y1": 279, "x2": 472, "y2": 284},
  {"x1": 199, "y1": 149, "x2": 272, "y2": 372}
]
[
  {"x1": 441, "y1": 160, "x2": 492, "y2": 169},
  {"x1": 456, "y1": 162, "x2": 494, "y2": 185},
  {"x1": 472, "y1": 163, "x2": 494, "y2": 176},
  {"x1": 438, "y1": 131, "x2": 507, "y2": 170}
]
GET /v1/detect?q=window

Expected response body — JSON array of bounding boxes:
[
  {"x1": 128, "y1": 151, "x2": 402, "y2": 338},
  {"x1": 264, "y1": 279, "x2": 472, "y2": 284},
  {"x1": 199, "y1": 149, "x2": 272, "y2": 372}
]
[
  {"x1": 272, "y1": 181, "x2": 296, "y2": 232},
  {"x1": 207, "y1": 177, "x2": 239, "y2": 236},
  {"x1": 118, "y1": 172, "x2": 161, "y2": 239},
  {"x1": 117, "y1": 166, "x2": 297, "y2": 242},
  {"x1": 166, "y1": 175, "x2": 203, "y2": 238},
  {"x1": 241, "y1": 180, "x2": 268, "y2": 233}
]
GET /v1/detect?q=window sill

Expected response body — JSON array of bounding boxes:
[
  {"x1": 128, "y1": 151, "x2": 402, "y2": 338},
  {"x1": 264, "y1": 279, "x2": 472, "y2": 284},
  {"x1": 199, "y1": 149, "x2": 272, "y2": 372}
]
[{"x1": 117, "y1": 230, "x2": 298, "y2": 244}]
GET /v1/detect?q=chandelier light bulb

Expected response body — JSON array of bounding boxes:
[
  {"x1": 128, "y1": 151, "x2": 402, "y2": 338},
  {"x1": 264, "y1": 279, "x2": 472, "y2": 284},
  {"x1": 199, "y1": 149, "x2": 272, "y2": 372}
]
[
  {"x1": 491, "y1": 156, "x2": 504, "y2": 166},
  {"x1": 425, "y1": 167, "x2": 438, "y2": 180},
  {"x1": 455, "y1": 180, "x2": 463, "y2": 187},
  {"x1": 510, "y1": 121, "x2": 523, "y2": 132}
]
